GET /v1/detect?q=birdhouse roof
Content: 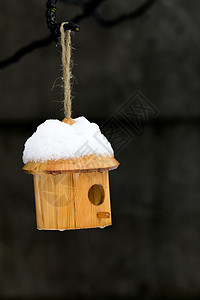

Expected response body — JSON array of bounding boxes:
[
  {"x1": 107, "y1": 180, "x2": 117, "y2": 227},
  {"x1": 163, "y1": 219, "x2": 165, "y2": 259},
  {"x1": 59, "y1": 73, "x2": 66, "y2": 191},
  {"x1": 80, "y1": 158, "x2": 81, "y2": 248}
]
[
  {"x1": 23, "y1": 154, "x2": 119, "y2": 174},
  {"x1": 22, "y1": 117, "x2": 119, "y2": 174}
]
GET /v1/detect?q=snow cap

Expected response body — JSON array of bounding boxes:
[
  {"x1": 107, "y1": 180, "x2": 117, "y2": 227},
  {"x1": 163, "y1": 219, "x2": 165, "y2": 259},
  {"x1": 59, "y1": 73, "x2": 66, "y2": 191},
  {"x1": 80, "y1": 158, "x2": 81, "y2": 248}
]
[{"x1": 23, "y1": 116, "x2": 114, "y2": 164}]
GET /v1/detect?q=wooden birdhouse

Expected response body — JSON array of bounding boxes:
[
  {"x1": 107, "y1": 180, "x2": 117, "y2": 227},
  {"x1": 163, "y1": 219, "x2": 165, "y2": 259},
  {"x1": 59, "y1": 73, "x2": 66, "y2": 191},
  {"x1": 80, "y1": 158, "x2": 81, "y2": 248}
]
[{"x1": 23, "y1": 118, "x2": 119, "y2": 230}]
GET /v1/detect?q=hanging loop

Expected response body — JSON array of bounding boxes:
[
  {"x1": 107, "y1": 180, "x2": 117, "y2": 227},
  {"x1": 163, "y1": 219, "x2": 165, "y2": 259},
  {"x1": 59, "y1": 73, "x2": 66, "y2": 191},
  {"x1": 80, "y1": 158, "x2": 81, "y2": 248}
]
[{"x1": 46, "y1": 0, "x2": 80, "y2": 42}]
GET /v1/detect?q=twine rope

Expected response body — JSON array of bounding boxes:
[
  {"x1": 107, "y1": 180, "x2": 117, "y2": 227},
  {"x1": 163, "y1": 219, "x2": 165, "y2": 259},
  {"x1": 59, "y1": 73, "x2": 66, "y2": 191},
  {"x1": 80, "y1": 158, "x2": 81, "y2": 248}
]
[{"x1": 60, "y1": 22, "x2": 72, "y2": 118}]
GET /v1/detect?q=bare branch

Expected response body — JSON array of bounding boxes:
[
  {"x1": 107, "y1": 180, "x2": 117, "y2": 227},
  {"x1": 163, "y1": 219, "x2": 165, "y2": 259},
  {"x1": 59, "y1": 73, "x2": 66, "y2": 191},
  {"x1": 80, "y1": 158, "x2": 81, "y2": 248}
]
[
  {"x1": 93, "y1": 0, "x2": 156, "y2": 27},
  {"x1": 60, "y1": 0, "x2": 94, "y2": 5},
  {"x1": 0, "y1": 35, "x2": 53, "y2": 70},
  {"x1": 0, "y1": 0, "x2": 106, "y2": 70},
  {"x1": 0, "y1": 0, "x2": 156, "y2": 70},
  {"x1": 72, "y1": 0, "x2": 106, "y2": 23}
]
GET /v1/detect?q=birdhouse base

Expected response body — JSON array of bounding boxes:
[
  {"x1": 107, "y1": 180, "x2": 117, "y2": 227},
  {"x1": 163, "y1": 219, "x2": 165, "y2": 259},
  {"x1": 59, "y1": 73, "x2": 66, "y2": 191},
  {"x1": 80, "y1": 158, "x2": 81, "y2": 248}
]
[{"x1": 33, "y1": 171, "x2": 112, "y2": 230}]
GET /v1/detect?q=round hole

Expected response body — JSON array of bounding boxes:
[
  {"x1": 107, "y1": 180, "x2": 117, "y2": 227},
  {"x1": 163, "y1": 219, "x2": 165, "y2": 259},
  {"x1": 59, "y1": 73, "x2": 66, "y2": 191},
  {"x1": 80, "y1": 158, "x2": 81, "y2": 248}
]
[{"x1": 88, "y1": 184, "x2": 105, "y2": 206}]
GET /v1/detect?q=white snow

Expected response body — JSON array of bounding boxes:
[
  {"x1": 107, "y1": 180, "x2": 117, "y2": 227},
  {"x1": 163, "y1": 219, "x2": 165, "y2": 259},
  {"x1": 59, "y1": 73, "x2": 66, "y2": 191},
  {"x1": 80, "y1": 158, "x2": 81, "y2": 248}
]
[{"x1": 23, "y1": 116, "x2": 114, "y2": 163}]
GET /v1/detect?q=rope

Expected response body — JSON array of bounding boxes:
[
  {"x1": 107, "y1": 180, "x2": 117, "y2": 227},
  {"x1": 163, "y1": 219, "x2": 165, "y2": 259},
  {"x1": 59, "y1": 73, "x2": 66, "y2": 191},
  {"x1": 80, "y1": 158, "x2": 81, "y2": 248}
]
[{"x1": 60, "y1": 22, "x2": 72, "y2": 118}]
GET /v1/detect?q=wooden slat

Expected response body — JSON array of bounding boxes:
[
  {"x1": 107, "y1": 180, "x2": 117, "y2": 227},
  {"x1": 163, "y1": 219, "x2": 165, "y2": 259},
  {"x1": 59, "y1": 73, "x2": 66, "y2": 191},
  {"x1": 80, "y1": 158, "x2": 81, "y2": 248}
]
[
  {"x1": 34, "y1": 174, "x2": 76, "y2": 230},
  {"x1": 73, "y1": 171, "x2": 112, "y2": 229}
]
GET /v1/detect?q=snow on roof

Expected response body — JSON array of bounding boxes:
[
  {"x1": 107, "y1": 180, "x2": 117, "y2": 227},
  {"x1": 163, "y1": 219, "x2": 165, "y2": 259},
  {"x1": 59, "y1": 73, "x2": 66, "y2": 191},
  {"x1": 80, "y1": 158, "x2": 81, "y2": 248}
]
[{"x1": 23, "y1": 116, "x2": 114, "y2": 164}]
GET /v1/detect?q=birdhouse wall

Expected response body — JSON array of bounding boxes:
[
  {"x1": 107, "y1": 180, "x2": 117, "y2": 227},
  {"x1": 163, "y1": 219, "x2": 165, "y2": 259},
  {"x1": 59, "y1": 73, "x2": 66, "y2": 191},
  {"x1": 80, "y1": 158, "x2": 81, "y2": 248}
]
[
  {"x1": 73, "y1": 171, "x2": 111, "y2": 229},
  {"x1": 33, "y1": 171, "x2": 111, "y2": 230},
  {"x1": 34, "y1": 173, "x2": 76, "y2": 230}
]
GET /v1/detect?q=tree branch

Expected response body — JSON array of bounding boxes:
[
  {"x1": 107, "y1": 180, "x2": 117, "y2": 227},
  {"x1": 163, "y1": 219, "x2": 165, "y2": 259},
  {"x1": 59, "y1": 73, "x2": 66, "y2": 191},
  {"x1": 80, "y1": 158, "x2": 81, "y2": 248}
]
[
  {"x1": 93, "y1": 0, "x2": 156, "y2": 27},
  {"x1": 60, "y1": 0, "x2": 91, "y2": 5},
  {"x1": 0, "y1": 0, "x2": 156, "y2": 70},
  {"x1": 72, "y1": 0, "x2": 106, "y2": 23},
  {"x1": 0, "y1": 35, "x2": 53, "y2": 70}
]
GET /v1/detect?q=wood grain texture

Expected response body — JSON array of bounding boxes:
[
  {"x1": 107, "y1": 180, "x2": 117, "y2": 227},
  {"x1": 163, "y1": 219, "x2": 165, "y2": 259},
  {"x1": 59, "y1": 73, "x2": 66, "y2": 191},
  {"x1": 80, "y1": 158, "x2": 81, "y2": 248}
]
[
  {"x1": 34, "y1": 173, "x2": 76, "y2": 230},
  {"x1": 74, "y1": 171, "x2": 112, "y2": 229},
  {"x1": 33, "y1": 171, "x2": 112, "y2": 230},
  {"x1": 23, "y1": 155, "x2": 119, "y2": 174}
]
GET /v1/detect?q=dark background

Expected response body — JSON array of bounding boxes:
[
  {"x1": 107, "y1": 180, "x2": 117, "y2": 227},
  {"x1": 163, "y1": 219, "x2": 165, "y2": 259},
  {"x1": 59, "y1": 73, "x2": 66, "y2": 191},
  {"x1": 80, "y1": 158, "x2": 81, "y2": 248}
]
[{"x1": 1, "y1": 0, "x2": 200, "y2": 298}]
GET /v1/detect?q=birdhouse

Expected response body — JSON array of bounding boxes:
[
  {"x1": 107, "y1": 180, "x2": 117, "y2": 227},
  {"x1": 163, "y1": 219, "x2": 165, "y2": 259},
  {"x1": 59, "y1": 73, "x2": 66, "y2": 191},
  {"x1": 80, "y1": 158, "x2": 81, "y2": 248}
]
[{"x1": 23, "y1": 117, "x2": 119, "y2": 230}]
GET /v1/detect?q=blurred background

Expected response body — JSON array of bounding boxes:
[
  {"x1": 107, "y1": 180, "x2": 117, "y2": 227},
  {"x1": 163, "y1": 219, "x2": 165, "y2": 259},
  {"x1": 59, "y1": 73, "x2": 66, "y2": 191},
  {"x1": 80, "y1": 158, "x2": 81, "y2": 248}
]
[{"x1": 1, "y1": 0, "x2": 200, "y2": 299}]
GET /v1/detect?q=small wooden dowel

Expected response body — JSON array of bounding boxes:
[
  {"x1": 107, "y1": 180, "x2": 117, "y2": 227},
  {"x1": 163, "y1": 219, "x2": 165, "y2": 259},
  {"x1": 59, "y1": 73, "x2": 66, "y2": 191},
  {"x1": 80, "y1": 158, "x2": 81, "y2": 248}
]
[{"x1": 97, "y1": 212, "x2": 110, "y2": 219}]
